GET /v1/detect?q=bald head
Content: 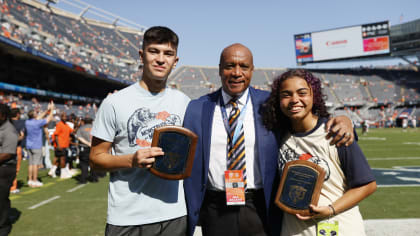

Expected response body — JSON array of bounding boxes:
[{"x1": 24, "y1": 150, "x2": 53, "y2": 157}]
[
  {"x1": 219, "y1": 43, "x2": 254, "y2": 97},
  {"x1": 219, "y1": 43, "x2": 253, "y2": 66}
]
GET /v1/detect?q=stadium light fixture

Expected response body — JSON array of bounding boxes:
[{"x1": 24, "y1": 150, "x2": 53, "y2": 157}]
[
  {"x1": 47, "y1": 0, "x2": 59, "y2": 4},
  {"x1": 78, "y1": 6, "x2": 91, "y2": 19},
  {"x1": 112, "y1": 18, "x2": 119, "y2": 27}
]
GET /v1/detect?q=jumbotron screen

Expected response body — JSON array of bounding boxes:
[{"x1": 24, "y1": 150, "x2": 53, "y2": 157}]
[{"x1": 294, "y1": 21, "x2": 390, "y2": 65}]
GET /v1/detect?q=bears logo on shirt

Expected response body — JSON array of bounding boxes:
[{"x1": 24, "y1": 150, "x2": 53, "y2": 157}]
[{"x1": 127, "y1": 107, "x2": 181, "y2": 147}]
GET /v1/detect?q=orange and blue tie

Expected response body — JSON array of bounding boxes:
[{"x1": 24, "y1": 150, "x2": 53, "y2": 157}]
[{"x1": 227, "y1": 99, "x2": 247, "y2": 188}]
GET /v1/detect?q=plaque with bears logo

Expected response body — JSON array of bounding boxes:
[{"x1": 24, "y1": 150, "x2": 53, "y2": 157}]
[
  {"x1": 150, "y1": 126, "x2": 197, "y2": 180},
  {"x1": 274, "y1": 160, "x2": 325, "y2": 216}
]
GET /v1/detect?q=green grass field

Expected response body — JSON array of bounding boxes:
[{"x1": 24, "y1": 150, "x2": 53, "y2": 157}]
[
  {"x1": 357, "y1": 128, "x2": 420, "y2": 219},
  {"x1": 9, "y1": 128, "x2": 420, "y2": 235}
]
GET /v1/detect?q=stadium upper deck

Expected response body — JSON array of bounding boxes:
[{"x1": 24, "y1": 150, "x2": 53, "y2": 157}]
[
  {"x1": 168, "y1": 65, "x2": 420, "y2": 124},
  {"x1": 0, "y1": 0, "x2": 143, "y2": 83},
  {"x1": 0, "y1": 0, "x2": 419, "y2": 125},
  {"x1": 169, "y1": 66, "x2": 419, "y2": 103}
]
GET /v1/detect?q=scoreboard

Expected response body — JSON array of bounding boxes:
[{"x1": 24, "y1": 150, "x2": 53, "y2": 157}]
[{"x1": 294, "y1": 21, "x2": 390, "y2": 65}]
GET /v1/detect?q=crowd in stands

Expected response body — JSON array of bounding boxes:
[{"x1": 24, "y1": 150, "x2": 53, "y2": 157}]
[
  {"x1": 1, "y1": 91, "x2": 101, "y2": 194},
  {"x1": 1, "y1": 0, "x2": 142, "y2": 83},
  {"x1": 0, "y1": 92, "x2": 97, "y2": 117},
  {"x1": 169, "y1": 66, "x2": 420, "y2": 127},
  {"x1": 0, "y1": 1, "x2": 419, "y2": 130},
  {"x1": 170, "y1": 66, "x2": 289, "y2": 100}
]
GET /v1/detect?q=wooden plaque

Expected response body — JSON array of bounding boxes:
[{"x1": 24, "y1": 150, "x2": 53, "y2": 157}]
[
  {"x1": 150, "y1": 126, "x2": 198, "y2": 180},
  {"x1": 274, "y1": 160, "x2": 325, "y2": 216}
]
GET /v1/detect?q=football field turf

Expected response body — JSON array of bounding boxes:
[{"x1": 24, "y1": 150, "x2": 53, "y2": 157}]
[{"x1": 9, "y1": 128, "x2": 420, "y2": 235}]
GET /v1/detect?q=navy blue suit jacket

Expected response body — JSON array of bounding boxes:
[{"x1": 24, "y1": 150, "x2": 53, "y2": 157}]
[{"x1": 183, "y1": 87, "x2": 282, "y2": 236}]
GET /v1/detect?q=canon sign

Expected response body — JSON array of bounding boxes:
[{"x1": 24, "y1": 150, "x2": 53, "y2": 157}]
[{"x1": 326, "y1": 40, "x2": 348, "y2": 46}]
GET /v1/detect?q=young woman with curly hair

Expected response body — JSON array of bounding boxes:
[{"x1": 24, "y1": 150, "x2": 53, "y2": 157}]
[{"x1": 263, "y1": 69, "x2": 376, "y2": 236}]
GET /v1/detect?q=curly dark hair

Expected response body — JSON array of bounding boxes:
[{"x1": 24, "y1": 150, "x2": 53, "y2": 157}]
[{"x1": 262, "y1": 69, "x2": 330, "y2": 133}]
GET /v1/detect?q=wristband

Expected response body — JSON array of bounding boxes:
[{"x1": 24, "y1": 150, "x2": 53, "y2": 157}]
[{"x1": 328, "y1": 204, "x2": 336, "y2": 216}]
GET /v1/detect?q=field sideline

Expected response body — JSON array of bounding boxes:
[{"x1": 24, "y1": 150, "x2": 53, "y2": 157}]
[{"x1": 8, "y1": 128, "x2": 420, "y2": 235}]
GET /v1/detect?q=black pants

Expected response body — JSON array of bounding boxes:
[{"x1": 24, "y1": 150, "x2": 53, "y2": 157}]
[
  {"x1": 79, "y1": 146, "x2": 97, "y2": 183},
  {"x1": 0, "y1": 165, "x2": 16, "y2": 236},
  {"x1": 200, "y1": 189, "x2": 268, "y2": 236}
]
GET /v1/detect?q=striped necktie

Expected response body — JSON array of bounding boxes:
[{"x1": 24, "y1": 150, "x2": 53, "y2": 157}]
[{"x1": 227, "y1": 99, "x2": 247, "y2": 188}]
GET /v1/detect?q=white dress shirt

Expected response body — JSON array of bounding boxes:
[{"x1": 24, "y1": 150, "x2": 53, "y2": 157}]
[{"x1": 207, "y1": 88, "x2": 263, "y2": 191}]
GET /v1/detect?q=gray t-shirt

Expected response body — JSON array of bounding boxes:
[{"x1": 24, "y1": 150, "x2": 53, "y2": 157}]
[
  {"x1": 0, "y1": 120, "x2": 18, "y2": 165},
  {"x1": 76, "y1": 123, "x2": 92, "y2": 147},
  {"x1": 91, "y1": 82, "x2": 190, "y2": 226}
]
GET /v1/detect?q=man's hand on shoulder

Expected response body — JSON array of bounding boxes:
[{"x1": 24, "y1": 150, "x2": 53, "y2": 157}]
[{"x1": 325, "y1": 116, "x2": 354, "y2": 147}]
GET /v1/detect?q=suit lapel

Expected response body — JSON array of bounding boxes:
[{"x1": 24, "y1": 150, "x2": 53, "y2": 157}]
[
  {"x1": 250, "y1": 88, "x2": 267, "y2": 184},
  {"x1": 201, "y1": 90, "x2": 219, "y2": 181}
]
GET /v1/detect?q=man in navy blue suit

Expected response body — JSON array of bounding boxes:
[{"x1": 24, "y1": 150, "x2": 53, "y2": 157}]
[{"x1": 183, "y1": 43, "x2": 354, "y2": 236}]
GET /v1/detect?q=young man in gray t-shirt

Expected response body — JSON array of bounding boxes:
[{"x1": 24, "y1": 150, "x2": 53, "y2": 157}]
[{"x1": 90, "y1": 26, "x2": 190, "y2": 236}]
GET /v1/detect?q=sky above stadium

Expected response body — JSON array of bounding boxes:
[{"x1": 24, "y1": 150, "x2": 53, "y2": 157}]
[{"x1": 47, "y1": 0, "x2": 420, "y2": 69}]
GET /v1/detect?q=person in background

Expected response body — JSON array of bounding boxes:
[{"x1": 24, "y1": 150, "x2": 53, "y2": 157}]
[
  {"x1": 46, "y1": 112, "x2": 57, "y2": 177},
  {"x1": 76, "y1": 117, "x2": 97, "y2": 184},
  {"x1": 51, "y1": 112, "x2": 73, "y2": 179},
  {"x1": 10, "y1": 108, "x2": 25, "y2": 194},
  {"x1": 42, "y1": 125, "x2": 53, "y2": 170},
  {"x1": 66, "y1": 113, "x2": 78, "y2": 175},
  {"x1": 411, "y1": 115, "x2": 417, "y2": 128},
  {"x1": 0, "y1": 103, "x2": 18, "y2": 235},
  {"x1": 25, "y1": 102, "x2": 54, "y2": 187}
]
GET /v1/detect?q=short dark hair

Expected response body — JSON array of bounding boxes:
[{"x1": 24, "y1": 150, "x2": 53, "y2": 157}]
[
  {"x1": 28, "y1": 110, "x2": 36, "y2": 119},
  {"x1": 142, "y1": 26, "x2": 179, "y2": 51},
  {"x1": 69, "y1": 113, "x2": 76, "y2": 121},
  {"x1": 11, "y1": 108, "x2": 20, "y2": 118},
  {"x1": 83, "y1": 117, "x2": 93, "y2": 124}
]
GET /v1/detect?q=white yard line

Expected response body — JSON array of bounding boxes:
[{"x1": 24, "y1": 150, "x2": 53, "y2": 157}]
[
  {"x1": 373, "y1": 167, "x2": 420, "y2": 172},
  {"x1": 378, "y1": 184, "x2": 420, "y2": 187},
  {"x1": 67, "y1": 184, "x2": 87, "y2": 193},
  {"x1": 359, "y1": 137, "x2": 387, "y2": 140},
  {"x1": 365, "y1": 218, "x2": 420, "y2": 236},
  {"x1": 28, "y1": 196, "x2": 61, "y2": 210},
  {"x1": 194, "y1": 219, "x2": 420, "y2": 236},
  {"x1": 367, "y1": 157, "x2": 420, "y2": 160}
]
